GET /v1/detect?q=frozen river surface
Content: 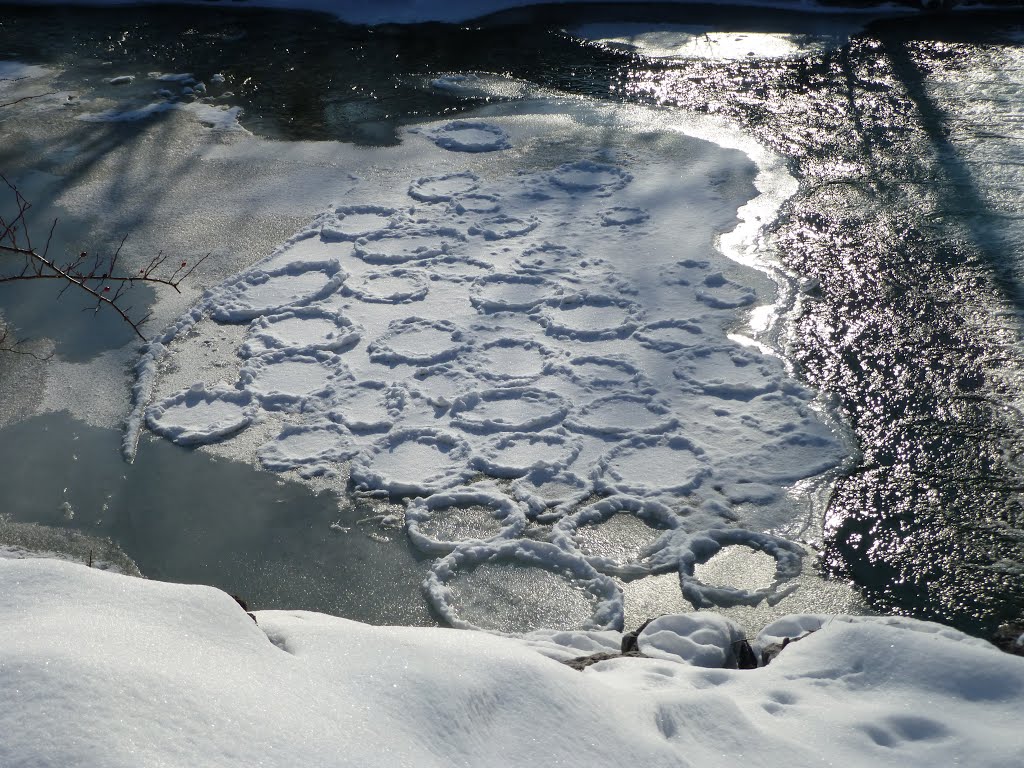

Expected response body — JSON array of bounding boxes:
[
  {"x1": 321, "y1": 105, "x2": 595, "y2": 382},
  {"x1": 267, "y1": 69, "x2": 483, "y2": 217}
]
[{"x1": 0, "y1": 3, "x2": 1022, "y2": 637}]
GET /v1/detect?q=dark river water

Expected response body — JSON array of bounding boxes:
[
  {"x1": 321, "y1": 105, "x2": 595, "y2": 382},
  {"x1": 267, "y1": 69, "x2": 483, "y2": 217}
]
[{"x1": 1, "y1": 3, "x2": 1023, "y2": 635}]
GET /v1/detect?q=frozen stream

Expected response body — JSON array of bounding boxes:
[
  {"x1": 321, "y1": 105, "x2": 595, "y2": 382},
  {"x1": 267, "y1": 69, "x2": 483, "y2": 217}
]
[{"x1": 1, "y1": 4, "x2": 1022, "y2": 636}]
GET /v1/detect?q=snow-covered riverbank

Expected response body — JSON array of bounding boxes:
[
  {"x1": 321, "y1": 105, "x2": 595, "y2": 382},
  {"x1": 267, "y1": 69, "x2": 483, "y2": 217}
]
[{"x1": 1, "y1": 557, "x2": 1021, "y2": 768}]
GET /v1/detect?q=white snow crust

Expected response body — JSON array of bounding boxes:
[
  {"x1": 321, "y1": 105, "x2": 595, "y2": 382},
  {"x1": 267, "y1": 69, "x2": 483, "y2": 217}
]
[{"x1": 2, "y1": 558, "x2": 1022, "y2": 768}]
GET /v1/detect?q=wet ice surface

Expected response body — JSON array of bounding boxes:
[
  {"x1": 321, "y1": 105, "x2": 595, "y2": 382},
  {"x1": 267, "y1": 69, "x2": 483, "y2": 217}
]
[{"x1": 131, "y1": 103, "x2": 851, "y2": 633}]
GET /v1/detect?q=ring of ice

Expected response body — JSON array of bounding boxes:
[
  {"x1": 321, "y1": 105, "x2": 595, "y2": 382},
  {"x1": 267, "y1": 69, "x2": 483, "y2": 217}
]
[
  {"x1": 673, "y1": 343, "x2": 782, "y2": 400},
  {"x1": 256, "y1": 233, "x2": 351, "y2": 273},
  {"x1": 257, "y1": 421, "x2": 360, "y2": 478},
  {"x1": 467, "y1": 337, "x2": 560, "y2": 385},
  {"x1": 552, "y1": 496, "x2": 686, "y2": 579},
  {"x1": 407, "y1": 364, "x2": 478, "y2": 409},
  {"x1": 449, "y1": 387, "x2": 569, "y2": 433},
  {"x1": 511, "y1": 467, "x2": 593, "y2": 522},
  {"x1": 596, "y1": 434, "x2": 710, "y2": 497},
  {"x1": 145, "y1": 383, "x2": 256, "y2": 446},
  {"x1": 343, "y1": 268, "x2": 430, "y2": 304},
  {"x1": 548, "y1": 160, "x2": 633, "y2": 196},
  {"x1": 633, "y1": 318, "x2": 705, "y2": 353},
  {"x1": 425, "y1": 254, "x2": 493, "y2": 282},
  {"x1": 319, "y1": 205, "x2": 397, "y2": 241},
  {"x1": 513, "y1": 243, "x2": 584, "y2": 275},
  {"x1": 468, "y1": 214, "x2": 539, "y2": 241},
  {"x1": 469, "y1": 273, "x2": 561, "y2": 313},
  {"x1": 353, "y1": 226, "x2": 464, "y2": 265},
  {"x1": 427, "y1": 120, "x2": 511, "y2": 153},
  {"x1": 408, "y1": 171, "x2": 480, "y2": 203},
  {"x1": 350, "y1": 427, "x2": 474, "y2": 497},
  {"x1": 532, "y1": 294, "x2": 643, "y2": 340},
  {"x1": 450, "y1": 193, "x2": 501, "y2": 215},
  {"x1": 423, "y1": 538, "x2": 624, "y2": 632},
  {"x1": 404, "y1": 486, "x2": 527, "y2": 555},
  {"x1": 474, "y1": 431, "x2": 583, "y2": 478},
  {"x1": 209, "y1": 267, "x2": 347, "y2": 323},
  {"x1": 565, "y1": 355, "x2": 651, "y2": 391},
  {"x1": 600, "y1": 206, "x2": 650, "y2": 227},
  {"x1": 239, "y1": 307, "x2": 361, "y2": 358},
  {"x1": 238, "y1": 349, "x2": 352, "y2": 412},
  {"x1": 658, "y1": 258, "x2": 711, "y2": 287},
  {"x1": 328, "y1": 381, "x2": 407, "y2": 432},
  {"x1": 564, "y1": 392, "x2": 679, "y2": 438},
  {"x1": 695, "y1": 271, "x2": 757, "y2": 309},
  {"x1": 657, "y1": 528, "x2": 807, "y2": 609},
  {"x1": 368, "y1": 317, "x2": 472, "y2": 366}
]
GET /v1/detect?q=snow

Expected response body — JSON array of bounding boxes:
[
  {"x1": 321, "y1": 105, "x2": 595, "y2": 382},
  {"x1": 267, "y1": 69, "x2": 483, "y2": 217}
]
[{"x1": 2, "y1": 558, "x2": 1021, "y2": 768}]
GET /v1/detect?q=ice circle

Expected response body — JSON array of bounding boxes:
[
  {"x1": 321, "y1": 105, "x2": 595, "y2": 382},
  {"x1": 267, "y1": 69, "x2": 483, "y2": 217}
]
[
  {"x1": 449, "y1": 387, "x2": 569, "y2": 433},
  {"x1": 424, "y1": 539, "x2": 624, "y2": 632},
  {"x1": 344, "y1": 268, "x2": 429, "y2": 304},
  {"x1": 474, "y1": 431, "x2": 583, "y2": 478},
  {"x1": 596, "y1": 435, "x2": 709, "y2": 497},
  {"x1": 696, "y1": 272, "x2": 757, "y2": 309},
  {"x1": 258, "y1": 234, "x2": 350, "y2": 273},
  {"x1": 673, "y1": 344, "x2": 782, "y2": 400},
  {"x1": 368, "y1": 317, "x2": 472, "y2": 366},
  {"x1": 532, "y1": 295, "x2": 642, "y2": 340},
  {"x1": 673, "y1": 528, "x2": 805, "y2": 609},
  {"x1": 513, "y1": 243, "x2": 585, "y2": 275},
  {"x1": 404, "y1": 487, "x2": 527, "y2": 555},
  {"x1": 511, "y1": 467, "x2": 592, "y2": 522},
  {"x1": 350, "y1": 427, "x2": 474, "y2": 497},
  {"x1": 145, "y1": 383, "x2": 255, "y2": 446},
  {"x1": 564, "y1": 393, "x2": 678, "y2": 438},
  {"x1": 321, "y1": 205, "x2": 397, "y2": 241},
  {"x1": 239, "y1": 350, "x2": 351, "y2": 411},
  {"x1": 468, "y1": 214, "x2": 539, "y2": 241},
  {"x1": 353, "y1": 227, "x2": 464, "y2": 265},
  {"x1": 600, "y1": 206, "x2": 650, "y2": 227},
  {"x1": 239, "y1": 307, "x2": 360, "y2": 357},
  {"x1": 469, "y1": 273, "x2": 560, "y2": 313},
  {"x1": 329, "y1": 381, "x2": 407, "y2": 432},
  {"x1": 409, "y1": 172, "x2": 480, "y2": 203},
  {"x1": 566, "y1": 355, "x2": 649, "y2": 391},
  {"x1": 210, "y1": 268, "x2": 346, "y2": 322},
  {"x1": 553, "y1": 496, "x2": 685, "y2": 579},
  {"x1": 428, "y1": 120, "x2": 511, "y2": 153},
  {"x1": 408, "y1": 364, "x2": 478, "y2": 409},
  {"x1": 469, "y1": 337, "x2": 559, "y2": 384},
  {"x1": 634, "y1": 319, "x2": 704, "y2": 353},
  {"x1": 257, "y1": 422, "x2": 360, "y2": 478},
  {"x1": 548, "y1": 161, "x2": 632, "y2": 196},
  {"x1": 450, "y1": 193, "x2": 501, "y2": 215}
]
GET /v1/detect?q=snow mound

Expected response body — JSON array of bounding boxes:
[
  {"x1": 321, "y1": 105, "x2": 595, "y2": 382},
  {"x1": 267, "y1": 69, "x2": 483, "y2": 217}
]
[{"x1": 5, "y1": 559, "x2": 1023, "y2": 768}]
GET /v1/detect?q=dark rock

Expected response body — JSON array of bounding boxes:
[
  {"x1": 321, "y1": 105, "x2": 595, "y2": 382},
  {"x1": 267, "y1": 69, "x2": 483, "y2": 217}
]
[
  {"x1": 734, "y1": 638, "x2": 759, "y2": 670},
  {"x1": 621, "y1": 617, "x2": 658, "y2": 654},
  {"x1": 563, "y1": 650, "x2": 647, "y2": 671},
  {"x1": 760, "y1": 632, "x2": 817, "y2": 667},
  {"x1": 231, "y1": 594, "x2": 258, "y2": 624},
  {"x1": 991, "y1": 623, "x2": 1024, "y2": 656}
]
